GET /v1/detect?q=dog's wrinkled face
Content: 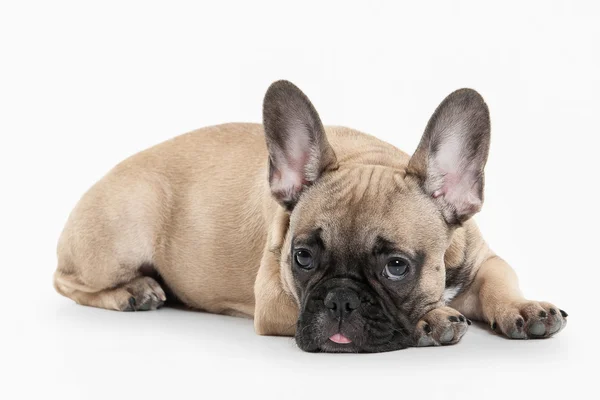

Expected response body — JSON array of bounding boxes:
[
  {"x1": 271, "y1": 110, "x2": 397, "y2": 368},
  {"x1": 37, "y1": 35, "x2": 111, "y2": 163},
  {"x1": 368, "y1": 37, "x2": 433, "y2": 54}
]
[
  {"x1": 286, "y1": 170, "x2": 450, "y2": 352},
  {"x1": 262, "y1": 81, "x2": 490, "y2": 352}
]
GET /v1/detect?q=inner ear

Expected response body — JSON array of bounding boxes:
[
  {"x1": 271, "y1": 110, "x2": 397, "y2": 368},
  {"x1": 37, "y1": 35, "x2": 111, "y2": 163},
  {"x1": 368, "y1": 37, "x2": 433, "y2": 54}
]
[
  {"x1": 263, "y1": 80, "x2": 337, "y2": 210},
  {"x1": 408, "y1": 88, "x2": 491, "y2": 224}
]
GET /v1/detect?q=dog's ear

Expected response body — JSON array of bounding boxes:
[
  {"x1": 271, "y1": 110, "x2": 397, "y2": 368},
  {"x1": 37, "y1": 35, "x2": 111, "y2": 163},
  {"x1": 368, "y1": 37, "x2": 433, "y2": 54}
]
[
  {"x1": 263, "y1": 80, "x2": 337, "y2": 210},
  {"x1": 408, "y1": 89, "x2": 491, "y2": 224}
]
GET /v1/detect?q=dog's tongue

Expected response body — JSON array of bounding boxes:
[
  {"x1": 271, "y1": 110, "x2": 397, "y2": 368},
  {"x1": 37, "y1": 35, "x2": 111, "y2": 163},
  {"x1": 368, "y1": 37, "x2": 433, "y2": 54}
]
[{"x1": 329, "y1": 333, "x2": 352, "y2": 344}]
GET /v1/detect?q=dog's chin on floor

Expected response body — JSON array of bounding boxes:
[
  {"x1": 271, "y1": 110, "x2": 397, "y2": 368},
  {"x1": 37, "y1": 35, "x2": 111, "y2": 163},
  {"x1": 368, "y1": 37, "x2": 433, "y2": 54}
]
[
  {"x1": 307, "y1": 341, "x2": 409, "y2": 354},
  {"x1": 296, "y1": 331, "x2": 411, "y2": 353},
  {"x1": 317, "y1": 339, "x2": 362, "y2": 353}
]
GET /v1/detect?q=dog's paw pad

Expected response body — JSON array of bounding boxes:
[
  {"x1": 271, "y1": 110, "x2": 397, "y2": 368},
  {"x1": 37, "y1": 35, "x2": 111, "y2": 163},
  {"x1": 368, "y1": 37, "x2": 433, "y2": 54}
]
[
  {"x1": 491, "y1": 300, "x2": 567, "y2": 339},
  {"x1": 415, "y1": 306, "x2": 469, "y2": 347}
]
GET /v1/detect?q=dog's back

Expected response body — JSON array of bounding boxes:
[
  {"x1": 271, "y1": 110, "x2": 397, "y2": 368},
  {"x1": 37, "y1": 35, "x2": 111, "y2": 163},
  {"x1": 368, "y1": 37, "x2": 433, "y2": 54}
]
[
  {"x1": 55, "y1": 123, "x2": 269, "y2": 313},
  {"x1": 54, "y1": 123, "x2": 405, "y2": 315}
]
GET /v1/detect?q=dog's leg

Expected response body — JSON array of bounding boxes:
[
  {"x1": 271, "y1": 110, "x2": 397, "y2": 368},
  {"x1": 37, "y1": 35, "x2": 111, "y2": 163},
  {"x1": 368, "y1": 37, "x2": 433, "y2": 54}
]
[
  {"x1": 53, "y1": 169, "x2": 169, "y2": 312},
  {"x1": 54, "y1": 269, "x2": 166, "y2": 311},
  {"x1": 253, "y1": 249, "x2": 298, "y2": 336},
  {"x1": 54, "y1": 246, "x2": 166, "y2": 311},
  {"x1": 253, "y1": 211, "x2": 298, "y2": 336},
  {"x1": 416, "y1": 221, "x2": 567, "y2": 344},
  {"x1": 450, "y1": 252, "x2": 568, "y2": 339},
  {"x1": 446, "y1": 222, "x2": 567, "y2": 339}
]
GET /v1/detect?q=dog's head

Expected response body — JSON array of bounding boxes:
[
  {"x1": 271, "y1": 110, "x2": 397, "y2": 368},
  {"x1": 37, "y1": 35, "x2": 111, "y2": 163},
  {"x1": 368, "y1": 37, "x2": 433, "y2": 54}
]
[{"x1": 263, "y1": 81, "x2": 490, "y2": 352}]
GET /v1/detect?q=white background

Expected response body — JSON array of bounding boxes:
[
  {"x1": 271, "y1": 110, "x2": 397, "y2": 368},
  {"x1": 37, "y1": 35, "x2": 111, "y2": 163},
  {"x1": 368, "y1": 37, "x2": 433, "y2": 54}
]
[{"x1": 1, "y1": 1, "x2": 599, "y2": 399}]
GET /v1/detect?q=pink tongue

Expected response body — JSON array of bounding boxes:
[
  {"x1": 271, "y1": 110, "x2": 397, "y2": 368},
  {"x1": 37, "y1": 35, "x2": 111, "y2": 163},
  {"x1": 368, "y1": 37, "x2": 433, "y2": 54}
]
[{"x1": 329, "y1": 333, "x2": 352, "y2": 344}]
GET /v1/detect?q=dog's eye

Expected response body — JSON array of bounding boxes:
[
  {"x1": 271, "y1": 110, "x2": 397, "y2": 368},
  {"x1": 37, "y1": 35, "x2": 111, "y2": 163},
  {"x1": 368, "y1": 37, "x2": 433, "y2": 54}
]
[
  {"x1": 294, "y1": 249, "x2": 314, "y2": 269},
  {"x1": 383, "y1": 258, "x2": 409, "y2": 281}
]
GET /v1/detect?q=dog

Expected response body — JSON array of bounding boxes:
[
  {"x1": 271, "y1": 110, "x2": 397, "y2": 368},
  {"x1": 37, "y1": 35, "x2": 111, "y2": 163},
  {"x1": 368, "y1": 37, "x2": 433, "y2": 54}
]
[{"x1": 54, "y1": 80, "x2": 567, "y2": 352}]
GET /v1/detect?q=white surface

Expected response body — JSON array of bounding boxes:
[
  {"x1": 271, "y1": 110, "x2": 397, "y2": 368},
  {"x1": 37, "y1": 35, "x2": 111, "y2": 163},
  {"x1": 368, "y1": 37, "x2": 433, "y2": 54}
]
[{"x1": 1, "y1": 1, "x2": 598, "y2": 399}]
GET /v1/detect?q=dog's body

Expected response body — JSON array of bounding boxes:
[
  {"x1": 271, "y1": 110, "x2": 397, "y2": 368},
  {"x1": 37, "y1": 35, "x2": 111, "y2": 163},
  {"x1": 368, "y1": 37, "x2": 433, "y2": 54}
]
[
  {"x1": 55, "y1": 122, "x2": 296, "y2": 317},
  {"x1": 54, "y1": 81, "x2": 567, "y2": 352}
]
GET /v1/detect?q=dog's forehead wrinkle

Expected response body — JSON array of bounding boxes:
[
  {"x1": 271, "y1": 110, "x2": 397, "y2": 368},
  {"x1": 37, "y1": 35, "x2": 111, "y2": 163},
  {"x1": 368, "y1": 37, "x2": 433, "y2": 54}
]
[
  {"x1": 293, "y1": 183, "x2": 448, "y2": 262},
  {"x1": 372, "y1": 235, "x2": 397, "y2": 254},
  {"x1": 293, "y1": 227, "x2": 323, "y2": 246}
]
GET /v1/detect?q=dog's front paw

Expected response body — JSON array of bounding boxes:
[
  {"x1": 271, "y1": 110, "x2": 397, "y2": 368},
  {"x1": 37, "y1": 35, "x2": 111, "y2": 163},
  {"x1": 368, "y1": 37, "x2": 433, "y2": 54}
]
[
  {"x1": 414, "y1": 306, "x2": 470, "y2": 347},
  {"x1": 489, "y1": 300, "x2": 567, "y2": 339}
]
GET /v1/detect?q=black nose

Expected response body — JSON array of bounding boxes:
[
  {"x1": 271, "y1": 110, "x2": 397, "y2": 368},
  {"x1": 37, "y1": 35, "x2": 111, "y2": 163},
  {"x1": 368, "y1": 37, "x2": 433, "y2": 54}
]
[{"x1": 324, "y1": 288, "x2": 361, "y2": 319}]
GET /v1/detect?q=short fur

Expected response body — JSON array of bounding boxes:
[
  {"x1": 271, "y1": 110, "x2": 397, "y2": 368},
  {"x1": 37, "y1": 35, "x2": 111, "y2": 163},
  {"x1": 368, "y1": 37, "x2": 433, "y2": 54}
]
[{"x1": 54, "y1": 81, "x2": 567, "y2": 352}]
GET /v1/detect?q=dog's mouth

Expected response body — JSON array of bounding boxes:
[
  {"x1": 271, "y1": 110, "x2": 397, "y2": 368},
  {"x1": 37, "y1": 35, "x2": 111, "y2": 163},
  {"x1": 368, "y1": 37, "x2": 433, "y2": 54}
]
[
  {"x1": 295, "y1": 313, "x2": 413, "y2": 353},
  {"x1": 295, "y1": 282, "x2": 415, "y2": 353},
  {"x1": 294, "y1": 315, "x2": 362, "y2": 352}
]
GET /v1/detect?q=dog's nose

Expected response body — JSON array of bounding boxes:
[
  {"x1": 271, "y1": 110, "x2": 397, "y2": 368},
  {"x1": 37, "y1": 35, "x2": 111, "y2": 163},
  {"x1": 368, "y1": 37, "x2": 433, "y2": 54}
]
[{"x1": 324, "y1": 288, "x2": 360, "y2": 318}]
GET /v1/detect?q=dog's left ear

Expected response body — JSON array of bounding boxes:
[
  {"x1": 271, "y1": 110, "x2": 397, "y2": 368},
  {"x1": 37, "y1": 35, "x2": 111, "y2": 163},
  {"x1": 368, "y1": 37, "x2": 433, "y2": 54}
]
[
  {"x1": 408, "y1": 89, "x2": 491, "y2": 224},
  {"x1": 263, "y1": 80, "x2": 337, "y2": 210}
]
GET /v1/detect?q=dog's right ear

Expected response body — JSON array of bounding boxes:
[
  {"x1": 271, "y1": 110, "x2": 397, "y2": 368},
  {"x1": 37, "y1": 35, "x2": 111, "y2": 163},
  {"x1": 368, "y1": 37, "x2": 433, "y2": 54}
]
[{"x1": 263, "y1": 80, "x2": 337, "y2": 211}]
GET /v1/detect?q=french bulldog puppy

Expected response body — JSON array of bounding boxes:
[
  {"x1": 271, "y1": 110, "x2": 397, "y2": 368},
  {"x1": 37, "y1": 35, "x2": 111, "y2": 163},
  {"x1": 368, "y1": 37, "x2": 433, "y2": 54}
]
[{"x1": 54, "y1": 80, "x2": 567, "y2": 352}]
